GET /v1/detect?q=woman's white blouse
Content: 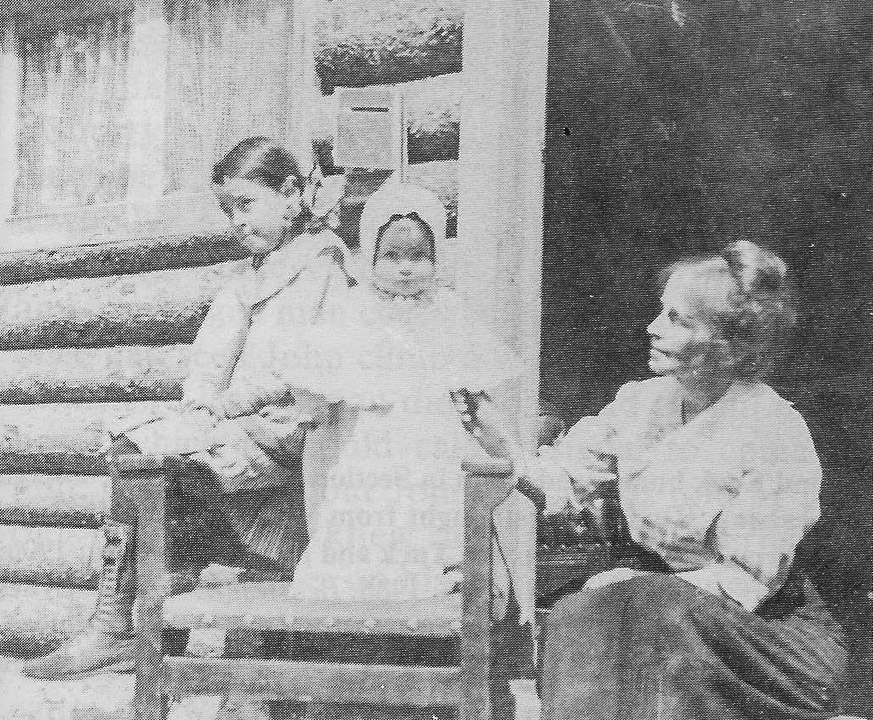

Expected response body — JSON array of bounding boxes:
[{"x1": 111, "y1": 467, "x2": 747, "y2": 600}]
[{"x1": 530, "y1": 377, "x2": 822, "y2": 606}]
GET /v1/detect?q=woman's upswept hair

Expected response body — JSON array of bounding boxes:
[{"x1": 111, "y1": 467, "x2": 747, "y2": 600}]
[
  {"x1": 660, "y1": 240, "x2": 797, "y2": 379},
  {"x1": 212, "y1": 136, "x2": 305, "y2": 192}
]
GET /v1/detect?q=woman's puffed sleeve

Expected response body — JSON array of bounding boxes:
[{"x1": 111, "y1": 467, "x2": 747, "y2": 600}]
[
  {"x1": 710, "y1": 405, "x2": 822, "y2": 608},
  {"x1": 523, "y1": 382, "x2": 638, "y2": 513}
]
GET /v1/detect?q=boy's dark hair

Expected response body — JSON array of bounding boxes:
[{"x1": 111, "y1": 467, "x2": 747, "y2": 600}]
[{"x1": 212, "y1": 136, "x2": 305, "y2": 192}]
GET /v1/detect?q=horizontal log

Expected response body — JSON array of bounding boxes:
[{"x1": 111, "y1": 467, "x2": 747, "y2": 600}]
[
  {"x1": 0, "y1": 263, "x2": 239, "y2": 350},
  {"x1": 0, "y1": 161, "x2": 457, "y2": 287},
  {"x1": 0, "y1": 583, "x2": 95, "y2": 657},
  {"x1": 0, "y1": 345, "x2": 188, "y2": 404},
  {"x1": 3, "y1": 0, "x2": 461, "y2": 87},
  {"x1": 0, "y1": 475, "x2": 110, "y2": 528},
  {"x1": 0, "y1": 402, "x2": 170, "y2": 475},
  {"x1": 314, "y1": 0, "x2": 462, "y2": 90},
  {"x1": 0, "y1": 231, "x2": 247, "y2": 286},
  {"x1": 0, "y1": 525, "x2": 100, "y2": 588}
]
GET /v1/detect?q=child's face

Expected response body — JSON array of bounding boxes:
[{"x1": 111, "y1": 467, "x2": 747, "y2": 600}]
[
  {"x1": 372, "y1": 218, "x2": 436, "y2": 296},
  {"x1": 213, "y1": 177, "x2": 302, "y2": 256}
]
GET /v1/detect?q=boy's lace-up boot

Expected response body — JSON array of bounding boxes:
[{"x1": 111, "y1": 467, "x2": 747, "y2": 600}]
[{"x1": 22, "y1": 521, "x2": 137, "y2": 680}]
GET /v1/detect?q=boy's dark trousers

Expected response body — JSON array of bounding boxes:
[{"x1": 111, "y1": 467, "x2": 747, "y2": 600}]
[{"x1": 21, "y1": 438, "x2": 304, "y2": 680}]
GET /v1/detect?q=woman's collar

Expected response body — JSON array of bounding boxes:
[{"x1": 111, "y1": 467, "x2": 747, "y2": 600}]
[{"x1": 668, "y1": 376, "x2": 766, "y2": 427}]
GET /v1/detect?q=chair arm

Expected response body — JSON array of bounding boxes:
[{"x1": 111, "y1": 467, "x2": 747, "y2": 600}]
[
  {"x1": 461, "y1": 457, "x2": 545, "y2": 514},
  {"x1": 111, "y1": 453, "x2": 183, "y2": 715},
  {"x1": 111, "y1": 453, "x2": 183, "y2": 600}
]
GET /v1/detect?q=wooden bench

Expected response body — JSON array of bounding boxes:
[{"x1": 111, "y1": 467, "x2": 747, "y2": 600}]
[
  {"x1": 124, "y1": 454, "x2": 539, "y2": 720},
  {"x1": 0, "y1": 163, "x2": 456, "y2": 658}
]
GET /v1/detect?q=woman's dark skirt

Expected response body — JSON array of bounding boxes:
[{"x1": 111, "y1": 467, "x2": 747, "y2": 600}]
[{"x1": 541, "y1": 572, "x2": 847, "y2": 720}]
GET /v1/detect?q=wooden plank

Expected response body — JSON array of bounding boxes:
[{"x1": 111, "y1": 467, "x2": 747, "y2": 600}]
[
  {"x1": 0, "y1": 345, "x2": 187, "y2": 403},
  {"x1": 0, "y1": 474, "x2": 109, "y2": 527},
  {"x1": 0, "y1": 582, "x2": 95, "y2": 657},
  {"x1": 0, "y1": 401, "x2": 170, "y2": 475},
  {"x1": 0, "y1": 262, "x2": 239, "y2": 350},
  {"x1": 132, "y1": 458, "x2": 170, "y2": 720},
  {"x1": 126, "y1": 0, "x2": 168, "y2": 220},
  {"x1": 0, "y1": 525, "x2": 100, "y2": 588},
  {"x1": 165, "y1": 658, "x2": 461, "y2": 707},
  {"x1": 283, "y1": 0, "x2": 318, "y2": 170},
  {"x1": 0, "y1": 24, "x2": 20, "y2": 223},
  {"x1": 461, "y1": 461, "x2": 515, "y2": 720},
  {"x1": 164, "y1": 581, "x2": 461, "y2": 636}
]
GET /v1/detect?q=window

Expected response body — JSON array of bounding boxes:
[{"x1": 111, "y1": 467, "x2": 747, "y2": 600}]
[
  {"x1": 14, "y1": 16, "x2": 130, "y2": 216},
  {"x1": 1, "y1": 0, "x2": 316, "y2": 248}
]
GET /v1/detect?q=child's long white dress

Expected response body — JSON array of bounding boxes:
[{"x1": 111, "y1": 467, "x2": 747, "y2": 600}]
[{"x1": 281, "y1": 287, "x2": 523, "y2": 601}]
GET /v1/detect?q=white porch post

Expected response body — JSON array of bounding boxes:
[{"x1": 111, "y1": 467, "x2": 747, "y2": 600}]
[
  {"x1": 126, "y1": 0, "x2": 168, "y2": 220},
  {"x1": 457, "y1": 0, "x2": 549, "y2": 450},
  {"x1": 0, "y1": 23, "x2": 21, "y2": 223}
]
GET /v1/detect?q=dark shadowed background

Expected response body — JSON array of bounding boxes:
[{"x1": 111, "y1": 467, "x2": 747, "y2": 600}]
[{"x1": 542, "y1": 1, "x2": 872, "y2": 713}]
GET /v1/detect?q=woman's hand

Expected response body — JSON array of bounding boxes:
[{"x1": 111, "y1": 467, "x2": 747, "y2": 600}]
[{"x1": 677, "y1": 565, "x2": 769, "y2": 612}]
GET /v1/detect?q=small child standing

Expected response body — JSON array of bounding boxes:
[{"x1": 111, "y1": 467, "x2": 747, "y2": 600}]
[{"x1": 253, "y1": 180, "x2": 526, "y2": 602}]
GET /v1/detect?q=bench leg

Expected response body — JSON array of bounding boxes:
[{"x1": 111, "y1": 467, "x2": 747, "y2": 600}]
[{"x1": 129, "y1": 459, "x2": 172, "y2": 720}]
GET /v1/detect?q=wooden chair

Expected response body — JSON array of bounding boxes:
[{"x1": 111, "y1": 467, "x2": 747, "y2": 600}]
[{"x1": 121, "y1": 454, "x2": 539, "y2": 720}]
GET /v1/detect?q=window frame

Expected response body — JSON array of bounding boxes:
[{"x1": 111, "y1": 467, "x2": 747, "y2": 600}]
[{"x1": 0, "y1": 0, "x2": 316, "y2": 252}]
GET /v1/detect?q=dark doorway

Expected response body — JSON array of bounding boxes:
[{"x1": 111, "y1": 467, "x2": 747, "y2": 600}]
[{"x1": 541, "y1": 1, "x2": 872, "y2": 714}]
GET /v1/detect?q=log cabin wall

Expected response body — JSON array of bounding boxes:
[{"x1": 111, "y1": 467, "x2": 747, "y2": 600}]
[
  {"x1": 0, "y1": 2, "x2": 869, "y2": 716},
  {"x1": 0, "y1": 0, "x2": 461, "y2": 657}
]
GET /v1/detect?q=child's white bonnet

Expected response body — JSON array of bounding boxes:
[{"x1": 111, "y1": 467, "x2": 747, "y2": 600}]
[{"x1": 358, "y1": 180, "x2": 448, "y2": 273}]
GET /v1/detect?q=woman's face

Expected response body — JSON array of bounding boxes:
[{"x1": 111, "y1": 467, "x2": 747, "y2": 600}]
[
  {"x1": 214, "y1": 177, "x2": 302, "y2": 255},
  {"x1": 646, "y1": 270, "x2": 721, "y2": 378},
  {"x1": 372, "y1": 218, "x2": 436, "y2": 296}
]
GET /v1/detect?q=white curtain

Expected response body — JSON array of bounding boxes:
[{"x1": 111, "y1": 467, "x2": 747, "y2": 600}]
[
  {"x1": 9, "y1": 0, "x2": 315, "y2": 224},
  {"x1": 164, "y1": 0, "x2": 315, "y2": 197},
  {"x1": 14, "y1": 16, "x2": 130, "y2": 216}
]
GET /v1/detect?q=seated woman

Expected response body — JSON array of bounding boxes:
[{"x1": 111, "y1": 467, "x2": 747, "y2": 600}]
[{"x1": 463, "y1": 240, "x2": 848, "y2": 720}]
